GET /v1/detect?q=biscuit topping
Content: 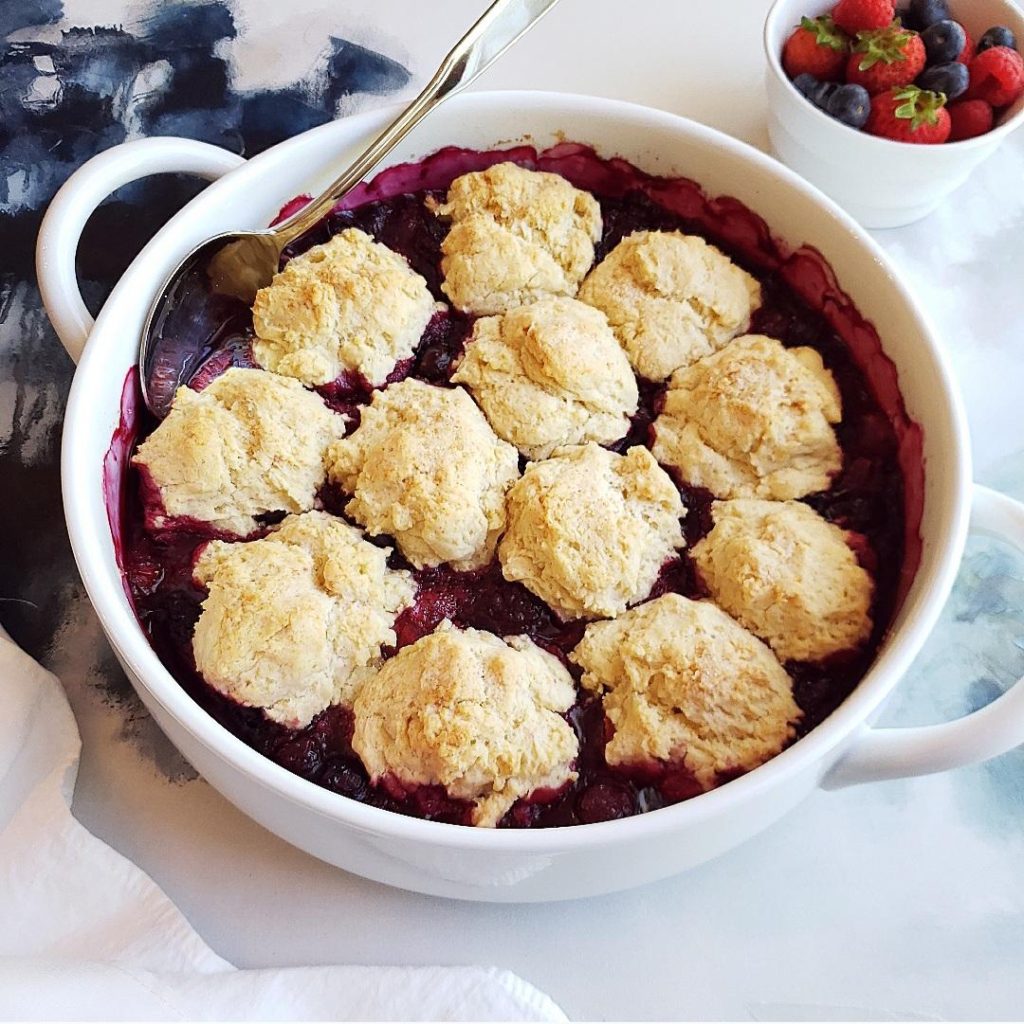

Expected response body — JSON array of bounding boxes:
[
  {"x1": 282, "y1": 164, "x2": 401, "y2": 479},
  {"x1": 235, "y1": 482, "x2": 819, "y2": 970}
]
[
  {"x1": 352, "y1": 621, "x2": 579, "y2": 826},
  {"x1": 132, "y1": 367, "x2": 345, "y2": 537},
  {"x1": 578, "y1": 230, "x2": 761, "y2": 381},
  {"x1": 439, "y1": 162, "x2": 602, "y2": 314},
  {"x1": 252, "y1": 228, "x2": 439, "y2": 387},
  {"x1": 192, "y1": 511, "x2": 415, "y2": 728},
  {"x1": 452, "y1": 297, "x2": 638, "y2": 460},
  {"x1": 652, "y1": 334, "x2": 843, "y2": 499},
  {"x1": 570, "y1": 593, "x2": 800, "y2": 786},
  {"x1": 327, "y1": 379, "x2": 520, "y2": 570},
  {"x1": 692, "y1": 498, "x2": 874, "y2": 662},
  {"x1": 499, "y1": 444, "x2": 685, "y2": 620}
]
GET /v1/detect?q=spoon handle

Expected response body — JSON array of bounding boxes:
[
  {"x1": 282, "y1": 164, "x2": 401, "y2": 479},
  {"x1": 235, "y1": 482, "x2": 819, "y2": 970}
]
[{"x1": 273, "y1": 0, "x2": 563, "y2": 246}]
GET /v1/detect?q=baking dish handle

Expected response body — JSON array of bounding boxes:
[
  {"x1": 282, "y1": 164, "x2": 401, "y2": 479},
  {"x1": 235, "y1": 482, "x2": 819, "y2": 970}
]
[
  {"x1": 825, "y1": 484, "x2": 1024, "y2": 788},
  {"x1": 36, "y1": 137, "x2": 245, "y2": 364}
]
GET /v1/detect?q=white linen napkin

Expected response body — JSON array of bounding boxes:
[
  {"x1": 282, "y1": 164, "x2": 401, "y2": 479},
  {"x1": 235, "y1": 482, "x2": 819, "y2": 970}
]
[{"x1": 0, "y1": 627, "x2": 567, "y2": 1022}]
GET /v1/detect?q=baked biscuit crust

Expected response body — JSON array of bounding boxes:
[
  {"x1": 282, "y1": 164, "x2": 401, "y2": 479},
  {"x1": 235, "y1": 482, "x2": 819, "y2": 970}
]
[
  {"x1": 252, "y1": 228, "x2": 439, "y2": 387},
  {"x1": 439, "y1": 162, "x2": 602, "y2": 315},
  {"x1": 327, "y1": 379, "x2": 520, "y2": 570},
  {"x1": 578, "y1": 230, "x2": 761, "y2": 381},
  {"x1": 692, "y1": 498, "x2": 874, "y2": 663},
  {"x1": 651, "y1": 334, "x2": 842, "y2": 500},
  {"x1": 352, "y1": 621, "x2": 579, "y2": 827},
  {"x1": 192, "y1": 511, "x2": 415, "y2": 728},
  {"x1": 570, "y1": 593, "x2": 800, "y2": 786},
  {"x1": 132, "y1": 367, "x2": 345, "y2": 537},
  {"x1": 499, "y1": 443, "x2": 685, "y2": 620},
  {"x1": 452, "y1": 297, "x2": 638, "y2": 460}
]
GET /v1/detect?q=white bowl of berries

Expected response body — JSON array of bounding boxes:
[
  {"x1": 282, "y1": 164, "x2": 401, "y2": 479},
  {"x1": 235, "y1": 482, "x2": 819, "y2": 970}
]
[{"x1": 765, "y1": 0, "x2": 1024, "y2": 227}]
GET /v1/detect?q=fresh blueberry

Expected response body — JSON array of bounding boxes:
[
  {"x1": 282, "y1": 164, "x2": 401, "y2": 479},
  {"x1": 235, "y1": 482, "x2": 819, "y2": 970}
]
[
  {"x1": 897, "y1": 7, "x2": 922, "y2": 31},
  {"x1": 794, "y1": 73, "x2": 834, "y2": 106},
  {"x1": 909, "y1": 0, "x2": 951, "y2": 28},
  {"x1": 918, "y1": 61, "x2": 970, "y2": 99},
  {"x1": 977, "y1": 26, "x2": 1017, "y2": 52},
  {"x1": 825, "y1": 83, "x2": 872, "y2": 128},
  {"x1": 792, "y1": 72, "x2": 820, "y2": 98},
  {"x1": 811, "y1": 80, "x2": 838, "y2": 105},
  {"x1": 922, "y1": 20, "x2": 967, "y2": 64}
]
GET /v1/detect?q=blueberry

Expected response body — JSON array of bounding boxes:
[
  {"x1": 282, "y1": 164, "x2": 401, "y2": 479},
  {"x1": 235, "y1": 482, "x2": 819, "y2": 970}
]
[
  {"x1": 917, "y1": 61, "x2": 970, "y2": 99},
  {"x1": 922, "y1": 19, "x2": 967, "y2": 64},
  {"x1": 897, "y1": 5, "x2": 922, "y2": 30},
  {"x1": 792, "y1": 72, "x2": 820, "y2": 98},
  {"x1": 977, "y1": 26, "x2": 1017, "y2": 52},
  {"x1": 792, "y1": 72, "x2": 837, "y2": 110},
  {"x1": 909, "y1": 0, "x2": 951, "y2": 29},
  {"x1": 794, "y1": 74, "x2": 868, "y2": 130},
  {"x1": 825, "y1": 83, "x2": 872, "y2": 128}
]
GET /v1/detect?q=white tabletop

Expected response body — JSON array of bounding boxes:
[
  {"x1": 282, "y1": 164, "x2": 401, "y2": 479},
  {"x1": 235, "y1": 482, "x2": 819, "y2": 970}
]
[{"x1": 29, "y1": 0, "x2": 1024, "y2": 1019}]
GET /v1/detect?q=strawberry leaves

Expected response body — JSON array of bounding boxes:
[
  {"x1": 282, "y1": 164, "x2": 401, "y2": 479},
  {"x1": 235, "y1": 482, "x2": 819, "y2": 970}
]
[
  {"x1": 853, "y1": 24, "x2": 915, "y2": 69},
  {"x1": 800, "y1": 14, "x2": 849, "y2": 51},
  {"x1": 892, "y1": 85, "x2": 947, "y2": 128}
]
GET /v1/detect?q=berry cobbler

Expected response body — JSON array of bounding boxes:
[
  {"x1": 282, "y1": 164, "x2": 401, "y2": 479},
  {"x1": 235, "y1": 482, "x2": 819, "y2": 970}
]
[{"x1": 112, "y1": 144, "x2": 919, "y2": 828}]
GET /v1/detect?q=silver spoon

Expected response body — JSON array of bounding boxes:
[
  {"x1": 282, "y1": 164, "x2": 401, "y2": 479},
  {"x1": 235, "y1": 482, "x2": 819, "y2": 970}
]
[{"x1": 139, "y1": 0, "x2": 562, "y2": 418}]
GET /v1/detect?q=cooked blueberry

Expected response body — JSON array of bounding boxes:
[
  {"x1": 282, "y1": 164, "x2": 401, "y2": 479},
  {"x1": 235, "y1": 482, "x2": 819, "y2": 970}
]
[
  {"x1": 910, "y1": 0, "x2": 951, "y2": 28},
  {"x1": 977, "y1": 26, "x2": 1017, "y2": 52},
  {"x1": 922, "y1": 19, "x2": 967, "y2": 64},
  {"x1": 918, "y1": 61, "x2": 970, "y2": 99},
  {"x1": 825, "y1": 83, "x2": 872, "y2": 128}
]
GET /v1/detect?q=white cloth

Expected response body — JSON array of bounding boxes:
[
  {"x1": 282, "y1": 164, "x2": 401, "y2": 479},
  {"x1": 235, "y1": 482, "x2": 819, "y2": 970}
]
[{"x1": 0, "y1": 628, "x2": 567, "y2": 1022}]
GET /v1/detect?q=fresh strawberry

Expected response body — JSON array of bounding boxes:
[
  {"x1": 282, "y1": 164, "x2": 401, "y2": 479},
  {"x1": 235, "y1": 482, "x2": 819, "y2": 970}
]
[
  {"x1": 846, "y1": 24, "x2": 926, "y2": 93},
  {"x1": 947, "y1": 99, "x2": 994, "y2": 140},
  {"x1": 783, "y1": 15, "x2": 850, "y2": 81},
  {"x1": 957, "y1": 27, "x2": 975, "y2": 64},
  {"x1": 865, "y1": 85, "x2": 951, "y2": 142},
  {"x1": 832, "y1": 0, "x2": 895, "y2": 34},
  {"x1": 966, "y1": 46, "x2": 1024, "y2": 107}
]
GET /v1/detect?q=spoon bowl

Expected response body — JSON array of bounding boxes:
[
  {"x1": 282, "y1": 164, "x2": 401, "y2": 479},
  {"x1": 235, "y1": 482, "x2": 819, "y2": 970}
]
[{"x1": 140, "y1": 232, "x2": 279, "y2": 417}]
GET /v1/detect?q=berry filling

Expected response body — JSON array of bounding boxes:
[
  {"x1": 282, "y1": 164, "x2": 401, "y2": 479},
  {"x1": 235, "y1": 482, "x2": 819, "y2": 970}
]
[{"x1": 106, "y1": 143, "x2": 923, "y2": 828}]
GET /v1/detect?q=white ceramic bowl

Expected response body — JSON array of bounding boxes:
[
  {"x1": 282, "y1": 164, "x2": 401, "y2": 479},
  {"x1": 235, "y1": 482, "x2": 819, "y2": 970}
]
[
  {"x1": 765, "y1": 0, "x2": 1024, "y2": 228},
  {"x1": 36, "y1": 91, "x2": 1024, "y2": 902}
]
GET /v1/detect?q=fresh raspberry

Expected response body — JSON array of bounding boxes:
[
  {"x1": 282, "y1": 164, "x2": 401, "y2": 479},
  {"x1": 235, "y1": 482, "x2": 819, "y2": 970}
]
[
  {"x1": 832, "y1": 0, "x2": 895, "y2": 35},
  {"x1": 865, "y1": 85, "x2": 951, "y2": 142},
  {"x1": 957, "y1": 27, "x2": 975, "y2": 64},
  {"x1": 783, "y1": 15, "x2": 850, "y2": 81},
  {"x1": 947, "y1": 99, "x2": 995, "y2": 140},
  {"x1": 846, "y1": 25, "x2": 926, "y2": 93},
  {"x1": 966, "y1": 46, "x2": 1024, "y2": 107}
]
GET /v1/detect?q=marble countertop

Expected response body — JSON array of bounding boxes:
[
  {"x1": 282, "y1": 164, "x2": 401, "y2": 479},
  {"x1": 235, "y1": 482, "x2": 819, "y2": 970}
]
[{"x1": 2, "y1": 0, "x2": 1023, "y2": 1019}]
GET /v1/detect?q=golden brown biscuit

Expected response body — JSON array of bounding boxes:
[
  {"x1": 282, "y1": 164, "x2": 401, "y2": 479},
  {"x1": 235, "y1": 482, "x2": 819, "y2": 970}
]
[
  {"x1": 499, "y1": 443, "x2": 685, "y2": 620},
  {"x1": 327, "y1": 379, "x2": 520, "y2": 570},
  {"x1": 192, "y1": 511, "x2": 415, "y2": 727},
  {"x1": 252, "y1": 228, "x2": 439, "y2": 386},
  {"x1": 578, "y1": 230, "x2": 761, "y2": 381},
  {"x1": 132, "y1": 367, "x2": 345, "y2": 537},
  {"x1": 651, "y1": 334, "x2": 842, "y2": 499},
  {"x1": 352, "y1": 621, "x2": 578, "y2": 826},
  {"x1": 452, "y1": 297, "x2": 638, "y2": 459},
  {"x1": 439, "y1": 162, "x2": 602, "y2": 314},
  {"x1": 692, "y1": 498, "x2": 873, "y2": 662},
  {"x1": 571, "y1": 593, "x2": 800, "y2": 786}
]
